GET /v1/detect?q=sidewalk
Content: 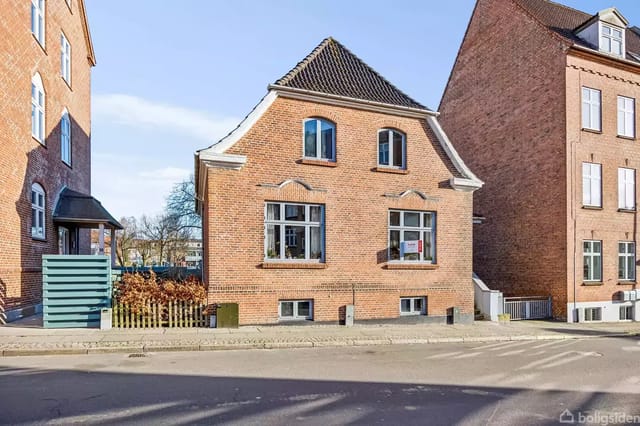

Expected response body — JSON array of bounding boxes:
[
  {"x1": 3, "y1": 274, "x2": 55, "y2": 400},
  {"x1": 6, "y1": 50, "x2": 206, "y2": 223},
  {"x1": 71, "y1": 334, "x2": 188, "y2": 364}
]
[{"x1": 1, "y1": 316, "x2": 639, "y2": 357}]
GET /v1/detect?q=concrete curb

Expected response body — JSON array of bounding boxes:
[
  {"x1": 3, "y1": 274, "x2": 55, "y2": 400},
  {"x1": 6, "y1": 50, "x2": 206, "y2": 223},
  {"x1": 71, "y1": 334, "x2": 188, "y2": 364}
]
[{"x1": 1, "y1": 331, "x2": 637, "y2": 357}]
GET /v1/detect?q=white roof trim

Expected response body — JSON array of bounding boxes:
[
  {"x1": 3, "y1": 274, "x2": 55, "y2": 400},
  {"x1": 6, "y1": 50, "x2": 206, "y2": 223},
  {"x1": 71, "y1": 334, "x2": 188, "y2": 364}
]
[
  {"x1": 426, "y1": 116, "x2": 483, "y2": 191},
  {"x1": 199, "y1": 91, "x2": 278, "y2": 155},
  {"x1": 199, "y1": 152, "x2": 247, "y2": 170}
]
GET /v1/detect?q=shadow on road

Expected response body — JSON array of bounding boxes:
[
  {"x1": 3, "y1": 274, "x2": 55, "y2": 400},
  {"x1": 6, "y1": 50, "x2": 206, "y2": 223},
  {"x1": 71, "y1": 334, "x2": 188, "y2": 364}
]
[{"x1": 1, "y1": 364, "x2": 638, "y2": 424}]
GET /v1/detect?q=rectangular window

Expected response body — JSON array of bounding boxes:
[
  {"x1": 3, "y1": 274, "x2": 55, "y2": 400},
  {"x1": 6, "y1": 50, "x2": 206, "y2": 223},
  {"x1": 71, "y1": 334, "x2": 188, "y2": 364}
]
[
  {"x1": 582, "y1": 87, "x2": 601, "y2": 131},
  {"x1": 584, "y1": 307, "x2": 602, "y2": 322},
  {"x1": 618, "y1": 168, "x2": 635, "y2": 210},
  {"x1": 31, "y1": 0, "x2": 45, "y2": 47},
  {"x1": 400, "y1": 297, "x2": 426, "y2": 316},
  {"x1": 582, "y1": 163, "x2": 602, "y2": 207},
  {"x1": 389, "y1": 210, "x2": 436, "y2": 262},
  {"x1": 620, "y1": 305, "x2": 634, "y2": 321},
  {"x1": 618, "y1": 96, "x2": 635, "y2": 138},
  {"x1": 618, "y1": 242, "x2": 635, "y2": 281},
  {"x1": 265, "y1": 203, "x2": 323, "y2": 261},
  {"x1": 600, "y1": 24, "x2": 624, "y2": 56},
  {"x1": 61, "y1": 112, "x2": 71, "y2": 165},
  {"x1": 583, "y1": 240, "x2": 602, "y2": 282},
  {"x1": 61, "y1": 33, "x2": 71, "y2": 84},
  {"x1": 279, "y1": 300, "x2": 313, "y2": 320}
]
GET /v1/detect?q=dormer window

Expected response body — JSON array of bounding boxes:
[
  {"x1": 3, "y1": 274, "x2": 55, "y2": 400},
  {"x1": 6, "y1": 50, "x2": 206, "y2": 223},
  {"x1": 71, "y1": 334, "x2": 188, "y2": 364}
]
[
  {"x1": 600, "y1": 23, "x2": 624, "y2": 56},
  {"x1": 303, "y1": 118, "x2": 335, "y2": 161}
]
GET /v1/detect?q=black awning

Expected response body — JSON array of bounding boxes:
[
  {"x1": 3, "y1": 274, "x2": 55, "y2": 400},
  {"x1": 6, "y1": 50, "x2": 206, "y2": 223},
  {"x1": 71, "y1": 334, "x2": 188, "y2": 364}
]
[{"x1": 53, "y1": 188, "x2": 122, "y2": 229}]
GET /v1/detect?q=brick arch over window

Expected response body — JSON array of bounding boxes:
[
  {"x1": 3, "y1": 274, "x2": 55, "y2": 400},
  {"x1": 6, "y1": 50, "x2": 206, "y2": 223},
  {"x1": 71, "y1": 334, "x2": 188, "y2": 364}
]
[{"x1": 278, "y1": 179, "x2": 315, "y2": 191}]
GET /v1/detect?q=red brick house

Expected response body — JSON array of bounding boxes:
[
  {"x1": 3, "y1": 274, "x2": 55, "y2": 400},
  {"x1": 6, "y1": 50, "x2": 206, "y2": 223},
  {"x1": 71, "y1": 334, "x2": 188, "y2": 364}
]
[
  {"x1": 195, "y1": 38, "x2": 483, "y2": 325},
  {"x1": 440, "y1": 0, "x2": 640, "y2": 322},
  {"x1": 0, "y1": 0, "x2": 120, "y2": 322}
]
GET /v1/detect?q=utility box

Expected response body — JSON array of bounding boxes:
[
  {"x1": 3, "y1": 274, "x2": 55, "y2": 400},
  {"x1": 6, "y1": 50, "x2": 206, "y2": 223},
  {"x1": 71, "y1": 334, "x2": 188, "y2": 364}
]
[
  {"x1": 447, "y1": 307, "x2": 460, "y2": 324},
  {"x1": 216, "y1": 303, "x2": 239, "y2": 328},
  {"x1": 344, "y1": 305, "x2": 355, "y2": 327},
  {"x1": 100, "y1": 308, "x2": 112, "y2": 330}
]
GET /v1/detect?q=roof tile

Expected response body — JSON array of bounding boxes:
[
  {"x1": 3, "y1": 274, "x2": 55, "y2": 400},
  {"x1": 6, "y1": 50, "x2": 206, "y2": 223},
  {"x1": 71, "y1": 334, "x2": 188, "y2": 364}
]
[{"x1": 274, "y1": 37, "x2": 428, "y2": 110}]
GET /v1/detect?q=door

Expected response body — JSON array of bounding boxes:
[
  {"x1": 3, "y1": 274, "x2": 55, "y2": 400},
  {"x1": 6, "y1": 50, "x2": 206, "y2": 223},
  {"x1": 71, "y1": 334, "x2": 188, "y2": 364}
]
[{"x1": 58, "y1": 227, "x2": 70, "y2": 254}]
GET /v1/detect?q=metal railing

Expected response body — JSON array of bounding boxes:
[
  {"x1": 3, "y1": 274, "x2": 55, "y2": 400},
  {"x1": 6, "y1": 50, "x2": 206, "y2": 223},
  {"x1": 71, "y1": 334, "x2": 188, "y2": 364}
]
[{"x1": 503, "y1": 296, "x2": 552, "y2": 320}]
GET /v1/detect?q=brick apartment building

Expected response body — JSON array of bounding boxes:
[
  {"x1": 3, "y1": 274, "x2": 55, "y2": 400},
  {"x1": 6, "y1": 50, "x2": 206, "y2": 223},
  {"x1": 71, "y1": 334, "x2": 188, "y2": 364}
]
[
  {"x1": 440, "y1": 0, "x2": 640, "y2": 322},
  {"x1": 0, "y1": 0, "x2": 119, "y2": 322},
  {"x1": 195, "y1": 38, "x2": 483, "y2": 325}
]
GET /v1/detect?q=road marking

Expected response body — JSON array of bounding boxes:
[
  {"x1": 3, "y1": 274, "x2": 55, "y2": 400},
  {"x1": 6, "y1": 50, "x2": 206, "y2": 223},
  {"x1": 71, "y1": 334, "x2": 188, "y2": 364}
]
[
  {"x1": 497, "y1": 349, "x2": 526, "y2": 357},
  {"x1": 518, "y1": 351, "x2": 571, "y2": 370},
  {"x1": 540, "y1": 352, "x2": 599, "y2": 369},
  {"x1": 427, "y1": 351, "x2": 465, "y2": 359},
  {"x1": 485, "y1": 341, "x2": 536, "y2": 351},
  {"x1": 453, "y1": 352, "x2": 481, "y2": 359}
]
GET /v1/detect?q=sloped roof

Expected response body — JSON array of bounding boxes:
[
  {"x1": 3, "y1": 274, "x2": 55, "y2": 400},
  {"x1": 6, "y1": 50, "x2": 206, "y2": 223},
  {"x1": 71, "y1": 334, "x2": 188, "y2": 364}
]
[
  {"x1": 78, "y1": 0, "x2": 96, "y2": 66},
  {"x1": 273, "y1": 37, "x2": 428, "y2": 110},
  {"x1": 53, "y1": 188, "x2": 122, "y2": 229},
  {"x1": 514, "y1": 0, "x2": 640, "y2": 63}
]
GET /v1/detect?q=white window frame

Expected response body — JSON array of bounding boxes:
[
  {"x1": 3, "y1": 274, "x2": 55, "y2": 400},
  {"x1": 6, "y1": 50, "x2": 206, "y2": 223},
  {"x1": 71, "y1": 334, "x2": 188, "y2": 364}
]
[
  {"x1": 582, "y1": 162, "x2": 602, "y2": 207},
  {"x1": 378, "y1": 129, "x2": 406, "y2": 169},
  {"x1": 303, "y1": 118, "x2": 335, "y2": 161},
  {"x1": 618, "y1": 241, "x2": 635, "y2": 282},
  {"x1": 600, "y1": 23, "x2": 624, "y2": 57},
  {"x1": 61, "y1": 108, "x2": 71, "y2": 165},
  {"x1": 618, "y1": 96, "x2": 635, "y2": 138},
  {"x1": 279, "y1": 300, "x2": 313, "y2": 320},
  {"x1": 399, "y1": 296, "x2": 426, "y2": 316},
  {"x1": 31, "y1": 183, "x2": 45, "y2": 239},
  {"x1": 584, "y1": 307, "x2": 602, "y2": 322},
  {"x1": 620, "y1": 305, "x2": 634, "y2": 321},
  {"x1": 388, "y1": 210, "x2": 436, "y2": 263},
  {"x1": 31, "y1": 0, "x2": 45, "y2": 47},
  {"x1": 31, "y1": 73, "x2": 45, "y2": 143},
  {"x1": 582, "y1": 87, "x2": 601, "y2": 131},
  {"x1": 618, "y1": 167, "x2": 635, "y2": 210},
  {"x1": 61, "y1": 33, "x2": 71, "y2": 84},
  {"x1": 583, "y1": 240, "x2": 602, "y2": 282},
  {"x1": 264, "y1": 202, "x2": 324, "y2": 262}
]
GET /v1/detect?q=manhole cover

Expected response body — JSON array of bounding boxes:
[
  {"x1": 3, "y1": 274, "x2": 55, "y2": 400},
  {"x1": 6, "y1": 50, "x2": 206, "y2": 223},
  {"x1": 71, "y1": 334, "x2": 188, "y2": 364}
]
[{"x1": 128, "y1": 353, "x2": 146, "y2": 358}]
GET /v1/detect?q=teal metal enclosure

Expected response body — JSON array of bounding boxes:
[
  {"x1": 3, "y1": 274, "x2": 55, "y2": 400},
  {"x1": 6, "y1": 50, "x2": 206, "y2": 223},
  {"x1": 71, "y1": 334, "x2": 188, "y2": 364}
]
[{"x1": 42, "y1": 255, "x2": 112, "y2": 328}]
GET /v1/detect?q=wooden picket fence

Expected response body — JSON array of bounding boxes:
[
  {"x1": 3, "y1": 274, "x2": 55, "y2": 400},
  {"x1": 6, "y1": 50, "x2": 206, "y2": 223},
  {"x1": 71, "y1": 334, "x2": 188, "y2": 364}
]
[{"x1": 112, "y1": 300, "x2": 208, "y2": 328}]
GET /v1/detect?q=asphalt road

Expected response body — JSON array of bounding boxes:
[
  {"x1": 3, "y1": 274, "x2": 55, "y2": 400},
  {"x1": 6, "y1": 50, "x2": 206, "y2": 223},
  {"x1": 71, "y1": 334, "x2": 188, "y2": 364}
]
[{"x1": 1, "y1": 336, "x2": 639, "y2": 425}]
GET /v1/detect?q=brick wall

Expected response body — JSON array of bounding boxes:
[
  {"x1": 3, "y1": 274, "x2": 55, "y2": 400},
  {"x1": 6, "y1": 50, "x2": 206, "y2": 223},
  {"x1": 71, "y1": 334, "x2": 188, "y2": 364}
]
[
  {"x1": 0, "y1": 0, "x2": 92, "y2": 316},
  {"x1": 565, "y1": 52, "x2": 640, "y2": 306},
  {"x1": 438, "y1": 0, "x2": 570, "y2": 317},
  {"x1": 203, "y1": 96, "x2": 475, "y2": 325}
]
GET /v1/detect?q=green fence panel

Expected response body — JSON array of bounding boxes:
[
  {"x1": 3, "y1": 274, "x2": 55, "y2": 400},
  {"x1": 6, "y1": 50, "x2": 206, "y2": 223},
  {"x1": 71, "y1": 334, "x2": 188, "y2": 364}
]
[{"x1": 42, "y1": 255, "x2": 112, "y2": 328}]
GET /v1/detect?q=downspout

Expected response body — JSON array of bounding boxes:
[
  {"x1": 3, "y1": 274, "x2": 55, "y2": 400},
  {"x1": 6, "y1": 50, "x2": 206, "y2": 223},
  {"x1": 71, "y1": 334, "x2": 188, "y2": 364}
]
[{"x1": 572, "y1": 75, "x2": 578, "y2": 322}]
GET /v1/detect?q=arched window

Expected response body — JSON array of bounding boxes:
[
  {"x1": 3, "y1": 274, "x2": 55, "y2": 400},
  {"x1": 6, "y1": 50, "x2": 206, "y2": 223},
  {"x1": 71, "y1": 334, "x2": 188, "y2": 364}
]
[
  {"x1": 31, "y1": 0, "x2": 45, "y2": 47},
  {"x1": 31, "y1": 73, "x2": 45, "y2": 143},
  {"x1": 378, "y1": 129, "x2": 405, "y2": 169},
  {"x1": 31, "y1": 183, "x2": 45, "y2": 239},
  {"x1": 61, "y1": 108, "x2": 71, "y2": 165},
  {"x1": 303, "y1": 118, "x2": 335, "y2": 161}
]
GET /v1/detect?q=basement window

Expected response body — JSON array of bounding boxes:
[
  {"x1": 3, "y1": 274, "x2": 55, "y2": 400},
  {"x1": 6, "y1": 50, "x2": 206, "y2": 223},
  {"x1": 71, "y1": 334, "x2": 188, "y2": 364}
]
[
  {"x1": 279, "y1": 300, "x2": 313, "y2": 320},
  {"x1": 620, "y1": 305, "x2": 634, "y2": 321},
  {"x1": 584, "y1": 307, "x2": 602, "y2": 322},
  {"x1": 400, "y1": 297, "x2": 426, "y2": 316}
]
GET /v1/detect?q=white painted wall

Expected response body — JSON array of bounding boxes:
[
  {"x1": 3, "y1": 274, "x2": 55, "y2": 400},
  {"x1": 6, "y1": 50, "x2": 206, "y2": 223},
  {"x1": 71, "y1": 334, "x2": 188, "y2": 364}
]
[
  {"x1": 473, "y1": 274, "x2": 503, "y2": 321},
  {"x1": 566, "y1": 300, "x2": 638, "y2": 323}
]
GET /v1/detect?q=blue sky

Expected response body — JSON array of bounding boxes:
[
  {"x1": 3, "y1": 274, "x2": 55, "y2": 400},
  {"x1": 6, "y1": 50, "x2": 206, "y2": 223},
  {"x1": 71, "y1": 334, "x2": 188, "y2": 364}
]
[{"x1": 85, "y1": 0, "x2": 640, "y2": 219}]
